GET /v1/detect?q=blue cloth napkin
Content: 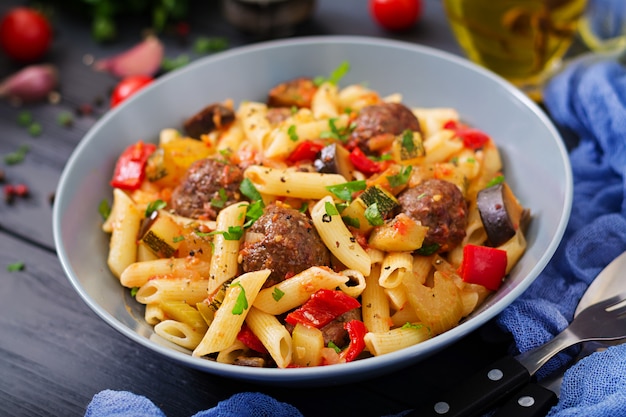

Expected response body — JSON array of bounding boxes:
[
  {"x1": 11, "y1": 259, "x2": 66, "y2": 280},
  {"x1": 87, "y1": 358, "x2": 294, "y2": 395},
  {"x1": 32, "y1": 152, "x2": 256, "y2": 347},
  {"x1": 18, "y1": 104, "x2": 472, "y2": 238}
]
[
  {"x1": 84, "y1": 55, "x2": 626, "y2": 417},
  {"x1": 497, "y1": 53, "x2": 626, "y2": 416}
]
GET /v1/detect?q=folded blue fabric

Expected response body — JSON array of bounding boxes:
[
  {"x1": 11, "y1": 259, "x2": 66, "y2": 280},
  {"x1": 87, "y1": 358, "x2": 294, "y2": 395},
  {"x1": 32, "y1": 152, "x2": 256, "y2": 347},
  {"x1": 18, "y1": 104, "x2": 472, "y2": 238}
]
[
  {"x1": 497, "y1": 54, "x2": 626, "y2": 417},
  {"x1": 84, "y1": 55, "x2": 626, "y2": 417}
]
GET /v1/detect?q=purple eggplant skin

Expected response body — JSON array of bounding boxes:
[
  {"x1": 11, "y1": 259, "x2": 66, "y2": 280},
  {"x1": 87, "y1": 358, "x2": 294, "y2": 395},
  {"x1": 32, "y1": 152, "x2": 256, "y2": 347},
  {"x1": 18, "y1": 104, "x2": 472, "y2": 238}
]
[
  {"x1": 313, "y1": 143, "x2": 355, "y2": 180},
  {"x1": 476, "y1": 182, "x2": 527, "y2": 247}
]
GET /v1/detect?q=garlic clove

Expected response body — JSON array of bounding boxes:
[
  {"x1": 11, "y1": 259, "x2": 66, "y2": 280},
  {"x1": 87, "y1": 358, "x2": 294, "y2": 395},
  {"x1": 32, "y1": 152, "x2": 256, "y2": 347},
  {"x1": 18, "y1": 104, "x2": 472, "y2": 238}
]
[
  {"x1": 0, "y1": 64, "x2": 59, "y2": 103},
  {"x1": 94, "y1": 36, "x2": 164, "y2": 78}
]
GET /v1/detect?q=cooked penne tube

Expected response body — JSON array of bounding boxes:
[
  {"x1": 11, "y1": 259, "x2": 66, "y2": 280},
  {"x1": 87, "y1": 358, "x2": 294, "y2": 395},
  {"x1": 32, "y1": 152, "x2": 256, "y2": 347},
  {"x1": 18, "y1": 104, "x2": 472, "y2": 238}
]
[
  {"x1": 244, "y1": 166, "x2": 347, "y2": 199},
  {"x1": 379, "y1": 252, "x2": 413, "y2": 289},
  {"x1": 120, "y1": 257, "x2": 212, "y2": 288},
  {"x1": 338, "y1": 269, "x2": 366, "y2": 298},
  {"x1": 107, "y1": 188, "x2": 142, "y2": 278},
  {"x1": 193, "y1": 269, "x2": 270, "y2": 357},
  {"x1": 364, "y1": 325, "x2": 431, "y2": 356},
  {"x1": 362, "y1": 265, "x2": 391, "y2": 333},
  {"x1": 208, "y1": 202, "x2": 248, "y2": 295},
  {"x1": 154, "y1": 320, "x2": 205, "y2": 350},
  {"x1": 310, "y1": 196, "x2": 371, "y2": 276},
  {"x1": 254, "y1": 266, "x2": 349, "y2": 315},
  {"x1": 246, "y1": 307, "x2": 292, "y2": 368},
  {"x1": 135, "y1": 278, "x2": 210, "y2": 305}
]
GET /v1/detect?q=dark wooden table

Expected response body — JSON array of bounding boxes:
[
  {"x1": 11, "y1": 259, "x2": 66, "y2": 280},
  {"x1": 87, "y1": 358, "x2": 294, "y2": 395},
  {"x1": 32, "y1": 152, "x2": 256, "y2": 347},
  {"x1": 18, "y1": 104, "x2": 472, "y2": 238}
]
[{"x1": 0, "y1": 1, "x2": 526, "y2": 416}]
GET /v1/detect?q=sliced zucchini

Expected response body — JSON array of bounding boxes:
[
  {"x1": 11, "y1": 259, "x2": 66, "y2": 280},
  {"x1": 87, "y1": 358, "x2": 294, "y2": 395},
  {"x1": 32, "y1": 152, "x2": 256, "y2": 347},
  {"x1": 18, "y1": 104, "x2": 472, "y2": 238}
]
[{"x1": 139, "y1": 211, "x2": 184, "y2": 258}]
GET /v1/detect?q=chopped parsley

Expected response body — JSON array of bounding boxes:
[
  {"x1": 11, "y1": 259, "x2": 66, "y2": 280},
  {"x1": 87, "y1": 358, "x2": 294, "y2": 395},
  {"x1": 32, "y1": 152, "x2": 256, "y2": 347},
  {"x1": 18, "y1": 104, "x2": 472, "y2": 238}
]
[
  {"x1": 130, "y1": 287, "x2": 140, "y2": 297},
  {"x1": 98, "y1": 199, "x2": 111, "y2": 220},
  {"x1": 288, "y1": 124, "x2": 299, "y2": 142},
  {"x1": 326, "y1": 180, "x2": 366, "y2": 202},
  {"x1": 342, "y1": 215, "x2": 360, "y2": 229},
  {"x1": 364, "y1": 203, "x2": 384, "y2": 226},
  {"x1": 320, "y1": 118, "x2": 355, "y2": 142},
  {"x1": 231, "y1": 282, "x2": 249, "y2": 315},
  {"x1": 416, "y1": 243, "x2": 440, "y2": 256},
  {"x1": 7, "y1": 261, "x2": 25, "y2": 272},
  {"x1": 193, "y1": 36, "x2": 229, "y2": 54},
  {"x1": 272, "y1": 287, "x2": 285, "y2": 302},
  {"x1": 327, "y1": 341, "x2": 342, "y2": 353},
  {"x1": 145, "y1": 199, "x2": 166, "y2": 217},
  {"x1": 17, "y1": 111, "x2": 33, "y2": 127},
  {"x1": 244, "y1": 200, "x2": 265, "y2": 228},
  {"x1": 386, "y1": 165, "x2": 413, "y2": 188},
  {"x1": 211, "y1": 188, "x2": 228, "y2": 208},
  {"x1": 324, "y1": 201, "x2": 339, "y2": 216},
  {"x1": 240, "y1": 178, "x2": 263, "y2": 202},
  {"x1": 313, "y1": 60, "x2": 351, "y2": 86},
  {"x1": 210, "y1": 226, "x2": 244, "y2": 241},
  {"x1": 4, "y1": 144, "x2": 30, "y2": 165},
  {"x1": 485, "y1": 175, "x2": 505, "y2": 188}
]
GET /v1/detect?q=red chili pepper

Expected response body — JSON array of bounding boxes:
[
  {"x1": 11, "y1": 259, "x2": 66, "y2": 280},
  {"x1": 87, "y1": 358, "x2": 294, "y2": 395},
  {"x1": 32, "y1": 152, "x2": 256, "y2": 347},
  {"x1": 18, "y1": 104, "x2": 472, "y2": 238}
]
[
  {"x1": 349, "y1": 147, "x2": 386, "y2": 175},
  {"x1": 339, "y1": 320, "x2": 367, "y2": 362},
  {"x1": 458, "y1": 244, "x2": 508, "y2": 291},
  {"x1": 444, "y1": 120, "x2": 490, "y2": 150},
  {"x1": 236, "y1": 323, "x2": 268, "y2": 354},
  {"x1": 286, "y1": 140, "x2": 324, "y2": 164},
  {"x1": 110, "y1": 141, "x2": 157, "y2": 190},
  {"x1": 285, "y1": 289, "x2": 360, "y2": 328}
]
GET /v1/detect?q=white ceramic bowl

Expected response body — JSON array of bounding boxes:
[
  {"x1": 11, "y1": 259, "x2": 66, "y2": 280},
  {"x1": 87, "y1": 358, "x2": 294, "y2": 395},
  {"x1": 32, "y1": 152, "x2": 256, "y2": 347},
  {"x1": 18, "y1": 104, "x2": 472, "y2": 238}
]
[{"x1": 53, "y1": 36, "x2": 572, "y2": 385}]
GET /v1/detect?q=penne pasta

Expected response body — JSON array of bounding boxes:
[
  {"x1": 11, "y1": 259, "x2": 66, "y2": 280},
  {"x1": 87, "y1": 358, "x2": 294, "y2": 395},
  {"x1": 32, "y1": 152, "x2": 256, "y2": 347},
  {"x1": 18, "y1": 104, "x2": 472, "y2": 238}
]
[
  {"x1": 244, "y1": 166, "x2": 347, "y2": 200},
  {"x1": 310, "y1": 196, "x2": 371, "y2": 276},
  {"x1": 193, "y1": 269, "x2": 270, "y2": 357}
]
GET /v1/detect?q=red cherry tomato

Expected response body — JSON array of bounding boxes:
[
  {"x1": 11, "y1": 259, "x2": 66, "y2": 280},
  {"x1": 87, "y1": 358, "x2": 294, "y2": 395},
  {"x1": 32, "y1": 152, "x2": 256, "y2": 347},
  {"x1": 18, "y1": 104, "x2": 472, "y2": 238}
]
[
  {"x1": 0, "y1": 7, "x2": 52, "y2": 62},
  {"x1": 110, "y1": 75, "x2": 154, "y2": 107},
  {"x1": 369, "y1": 0, "x2": 422, "y2": 31}
]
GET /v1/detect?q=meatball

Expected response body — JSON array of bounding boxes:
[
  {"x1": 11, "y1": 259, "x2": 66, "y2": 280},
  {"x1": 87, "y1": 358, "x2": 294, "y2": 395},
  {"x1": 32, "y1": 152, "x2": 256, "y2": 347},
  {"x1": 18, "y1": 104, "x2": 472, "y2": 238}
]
[
  {"x1": 267, "y1": 77, "x2": 317, "y2": 109},
  {"x1": 240, "y1": 204, "x2": 331, "y2": 286},
  {"x1": 183, "y1": 103, "x2": 235, "y2": 139},
  {"x1": 170, "y1": 158, "x2": 244, "y2": 220},
  {"x1": 397, "y1": 179, "x2": 468, "y2": 253},
  {"x1": 350, "y1": 102, "x2": 421, "y2": 152}
]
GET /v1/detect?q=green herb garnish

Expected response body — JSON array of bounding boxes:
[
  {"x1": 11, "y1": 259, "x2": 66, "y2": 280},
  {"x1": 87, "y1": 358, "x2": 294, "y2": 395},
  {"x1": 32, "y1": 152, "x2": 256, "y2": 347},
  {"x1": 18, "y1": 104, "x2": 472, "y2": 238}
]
[
  {"x1": 98, "y1": 199, "x2": 111, "y2": 220},
  {"x1": 240, "y1": 178, "x2": 263, "y2": 202},
  {"x1": 211, "y1": 188, "x2": 228, "y2": 208},
  {"x1": 324, "y1": 201, "x2": 339, "y2": 216},
  {"x1": 364, "y1": 203, "x2": 384, "y2": 226},
  {"x1": 485, "y1": 175, "x2": 505, "y2": 188},
  {"x1": 145, "y1": 199, "x2": 166, "y2": 217},
  {"x1": 272, "y1": 287, "x2": 285, "y2": 302},
  {"x1": 4, "y1": 144, "x2": 30, "y2": 165},
  {"x1": 231, "y1": 282, "x2": 248, "y2": 315},
  {"x1": 326, "y1": 180, "x2": 366, "y2": 202},
  {"x1": 210, "y1": 226, "x2": 244, "y2": 241},
  {"x1": 7, "y1": 261, "x2": 25, "y2": 272},
  {"x1": 288, "y1": 124, "x2": 299, "y2": 142},
  {"x1": 387, "y1": 165, "x2": 413, "y2": 188}
]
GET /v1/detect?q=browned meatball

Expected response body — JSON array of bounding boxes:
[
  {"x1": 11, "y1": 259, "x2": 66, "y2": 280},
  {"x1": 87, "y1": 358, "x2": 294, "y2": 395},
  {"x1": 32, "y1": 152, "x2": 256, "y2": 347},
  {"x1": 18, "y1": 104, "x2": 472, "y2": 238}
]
[
  {"x1": 397, "y1": 179, "x2": 468, "y2": 253},
  {"x1": 240, "y1": 204, "x2": 331, "y2": 286},
  {"x1": 184, "y1": 103, "x2": 235, "y2": 139},
  {"x1": 267, "y1": 77, "x2": 317, "y2": 108},
  {"x1": 170, "y1": 159, "x2": 244, "y2": 220},
  {"x1": 350, "y1": 102, "x2": 421, "y2": 152}
]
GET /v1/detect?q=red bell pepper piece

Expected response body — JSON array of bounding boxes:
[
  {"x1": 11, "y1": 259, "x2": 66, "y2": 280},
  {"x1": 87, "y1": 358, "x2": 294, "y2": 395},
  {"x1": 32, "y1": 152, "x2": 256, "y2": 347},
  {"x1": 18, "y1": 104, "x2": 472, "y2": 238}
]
[
  {"x1": 110, "y1": 141, "x2": 157, "y2": 190},
  {"x1": 349, "y1": 147, "x2": 387, "y2": 175},
  {"x1": 236, "y1": 323, "x2": 268, "y2": 354},
  {"x1": 458, "y1": 244, "x2": 508, "y2": 291},
  {"x1": 444, "y1": 120, "x2": 490, "y2": 150},
  {"x1": 285, "y1": 289, "x2": 360, "y2": 328},
  {"x1": 286, "y1": 140, "x2": 324, "y2": 164},
  {"x1": 339, "y1": 319, "x2": 367, "y2": 362}
]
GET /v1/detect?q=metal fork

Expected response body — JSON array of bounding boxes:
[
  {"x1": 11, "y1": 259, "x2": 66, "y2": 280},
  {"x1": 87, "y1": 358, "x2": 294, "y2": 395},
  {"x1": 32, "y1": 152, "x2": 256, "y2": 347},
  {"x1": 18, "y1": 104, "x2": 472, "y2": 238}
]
[
  {"x1": 413, "y1": 294, "x2": 626, "y2": 417},
  {"x1": 516, "y1": 294, "x2": 626, "y2": 375}
]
